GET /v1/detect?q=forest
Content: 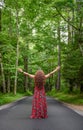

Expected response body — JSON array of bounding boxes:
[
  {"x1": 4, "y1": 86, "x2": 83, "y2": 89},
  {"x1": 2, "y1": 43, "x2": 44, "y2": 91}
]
[{"x1": 0, "y1": 0, "x2": 83, "y2": 105}]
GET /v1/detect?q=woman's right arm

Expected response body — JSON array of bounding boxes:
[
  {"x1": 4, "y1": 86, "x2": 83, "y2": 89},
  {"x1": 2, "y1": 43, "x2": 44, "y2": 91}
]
[{"x1": 18, "y1": 68, "x2": 35, "y2": 79}]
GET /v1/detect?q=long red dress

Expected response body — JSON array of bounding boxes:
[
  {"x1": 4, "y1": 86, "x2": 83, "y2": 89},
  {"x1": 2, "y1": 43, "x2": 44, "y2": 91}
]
[{"x1": 30, "y1": 86, "x2": 48, "y2": 119}]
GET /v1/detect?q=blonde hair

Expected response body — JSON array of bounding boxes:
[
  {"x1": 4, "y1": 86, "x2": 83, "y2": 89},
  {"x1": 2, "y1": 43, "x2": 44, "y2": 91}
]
[{"x1": 35, "y1": 70, "x2": 45, "y2": 89}]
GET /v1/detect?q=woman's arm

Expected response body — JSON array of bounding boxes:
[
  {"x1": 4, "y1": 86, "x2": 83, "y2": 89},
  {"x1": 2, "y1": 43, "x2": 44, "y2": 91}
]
[
  {"x1": 45, "y1": 66, "x2": 60, "y2": 79},
  {"x1": 18, "y1": 68, "x2": 35, "y2": 79}
]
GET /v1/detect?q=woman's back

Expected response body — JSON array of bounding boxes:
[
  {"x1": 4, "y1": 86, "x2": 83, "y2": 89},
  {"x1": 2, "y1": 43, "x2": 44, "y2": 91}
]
[{"x1": 34, "y1": 70, "x2": 45, "y2": 89}]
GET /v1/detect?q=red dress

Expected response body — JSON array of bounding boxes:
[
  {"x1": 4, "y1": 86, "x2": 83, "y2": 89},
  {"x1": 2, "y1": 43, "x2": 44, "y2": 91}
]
[{"x1": 30, "y1": 86, "x2": 48, "y2": 119}]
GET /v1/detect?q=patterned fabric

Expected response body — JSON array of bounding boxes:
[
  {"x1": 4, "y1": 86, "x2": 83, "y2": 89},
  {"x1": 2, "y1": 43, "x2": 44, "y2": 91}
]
[{"x1": 30, "y1": 86, "x2": 48, "y2": 119}]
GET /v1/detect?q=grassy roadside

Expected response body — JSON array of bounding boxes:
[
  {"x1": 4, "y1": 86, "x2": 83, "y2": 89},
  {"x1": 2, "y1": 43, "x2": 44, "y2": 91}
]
[
  {"x1": 0, "y1": 91, "x2": 32, "y2": 106},
  {"x1": 47, "y1": 89, "x2": 83, "y2": 105},
  {"x1": 0, "y1": 89, "x2": 83, "y2": 106}
]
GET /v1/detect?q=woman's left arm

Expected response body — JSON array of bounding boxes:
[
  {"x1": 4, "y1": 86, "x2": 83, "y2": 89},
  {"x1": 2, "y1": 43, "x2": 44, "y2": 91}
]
[{"x1": 45, "y1": 66, "x2": 60, "y2": 79}]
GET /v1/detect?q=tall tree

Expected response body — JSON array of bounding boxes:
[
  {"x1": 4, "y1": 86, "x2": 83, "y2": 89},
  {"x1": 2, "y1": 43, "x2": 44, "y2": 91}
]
[
  {"x1": 14, "y1": 1, "x2": 20, "y2": 95},
  {"x1": 56, "y1": 19, "x2": 61, "y2": 90},
  {"x1": 0, "y1": 4, "x2": 6, "y2": 93}
]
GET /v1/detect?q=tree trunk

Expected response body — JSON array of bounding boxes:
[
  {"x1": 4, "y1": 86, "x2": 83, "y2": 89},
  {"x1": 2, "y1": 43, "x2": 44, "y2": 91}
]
[
  {"x1": 56, "y1": 20, "x2": 61, "y2": 90},
  {"x1": 14, "y1": 7, "x2": 19, "y2": 95},
  {"x1": 7, "y1": 10, "x2": 12, "y2": 93},
  {"x1": 78, "y1": 16, "x2": 83, "y2": 56},
  {"x1": 0, "y1": 53, "x2": 6, "y2": 93},
  {"x1": 0, "y1": 8, "x2": 6, "y2": 93},
  {"x1": 14, "y1": 42, "x2": 19, "y2": 95},
  {"x1": 76, "y1": 1, "x2": 83, "y2": 56},
  {"x1": 69, "y1": 80, "x2": 73, "y2": 92},
  {"x1": 24, "y1": 56, "x2": 28, "y2": 92},
  {"x1": 0, "y1": 9, "x2": 1, "y2": 31},
  {"x1": 80, "y1": 83, "x2": 83, "y2": 93},
  {"x1": 71, "y1": 8, "x2": 75, "y2": 44},
  {"x1": 69, "y1": 85, "x2": 73, "y2": 92},
  {"x1": 7, "y1": 72, "x2": 10, "y2": 93},
  {"x1": 48, "y1": 78, "x2": 51, "y2": 91},
  {"x1": 68, "y1": 11, "x2": 71, "y2": 44}
]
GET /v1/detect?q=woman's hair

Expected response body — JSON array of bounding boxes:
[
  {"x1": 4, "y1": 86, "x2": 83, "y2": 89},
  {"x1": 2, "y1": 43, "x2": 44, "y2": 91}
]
[{"x1": 35, "y1": 70, "x2": 45, "y2": 89}]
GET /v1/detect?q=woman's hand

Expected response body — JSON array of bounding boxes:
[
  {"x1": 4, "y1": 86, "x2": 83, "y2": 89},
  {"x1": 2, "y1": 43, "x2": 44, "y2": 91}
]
[
  {"x1": 56, "y1": 66, "x2": 60, "y2": 71},
  {"x1": 18, "y1": 68, "x2": 23, "y2": 73}
]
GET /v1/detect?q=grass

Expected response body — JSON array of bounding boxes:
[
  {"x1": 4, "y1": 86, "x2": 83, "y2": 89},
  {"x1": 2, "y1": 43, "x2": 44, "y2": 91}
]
[
  {"x1": 0, "y1": 90, "x2": 32, "y2": 106},
  {"x1": 47, "y1": 89, "x2": 83, "y2": 105},
  {"x1": 0, "y1": 89, "x2": 83, "y2": 106}
]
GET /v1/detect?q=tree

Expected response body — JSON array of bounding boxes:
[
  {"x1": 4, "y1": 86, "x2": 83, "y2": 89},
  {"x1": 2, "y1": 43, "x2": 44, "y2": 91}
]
[
  {"x1": 56, "y1": 19, "x2": 61, "y2": 90},
  {"x1": 0, "y1": 4, "x2": 6, "y2": 93}
]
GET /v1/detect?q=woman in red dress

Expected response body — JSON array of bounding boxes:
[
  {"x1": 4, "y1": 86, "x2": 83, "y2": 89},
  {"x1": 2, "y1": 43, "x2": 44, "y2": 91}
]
[{"x1": 18, "y1": 66, "x2": 60, "y2": 119}]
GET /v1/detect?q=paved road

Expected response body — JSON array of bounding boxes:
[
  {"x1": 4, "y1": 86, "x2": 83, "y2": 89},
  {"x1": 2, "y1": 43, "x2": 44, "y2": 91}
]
[{"x1": 0, "y1": 96, "x2": 83, "y2": 130}]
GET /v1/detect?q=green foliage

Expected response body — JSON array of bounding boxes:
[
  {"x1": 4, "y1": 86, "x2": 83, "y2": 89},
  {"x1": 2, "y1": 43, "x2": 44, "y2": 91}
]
[
  {"x1": 0, "y1": 0, "x2": 83, "y2": 97},
  {"x1": 47, "y1": 89, "x2": 83, "y2": 105},
  {"x1": 0, "y1": 93, "x2": 25, "y2": 105},
  {"x1": 62, "y1": 43, "x2": 83, "y2": 87},
  {"x1": 24, "y1": 90, "x2": 33, "y2": 96}
]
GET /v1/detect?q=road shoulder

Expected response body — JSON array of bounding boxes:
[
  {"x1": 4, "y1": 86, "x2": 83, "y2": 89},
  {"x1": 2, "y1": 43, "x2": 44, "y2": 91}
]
[
  {"x1": 0, "y1": 96, "x2": 27, "y2": 110},
  {"x1": 63, "y1": 102, "x2": 83, "y2": 116}
]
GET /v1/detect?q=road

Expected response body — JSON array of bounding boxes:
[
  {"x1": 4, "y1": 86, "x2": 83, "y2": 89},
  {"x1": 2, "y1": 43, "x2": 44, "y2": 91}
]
[{"x1": 0, "y1": 96, "x2": 83, "y2": 130}]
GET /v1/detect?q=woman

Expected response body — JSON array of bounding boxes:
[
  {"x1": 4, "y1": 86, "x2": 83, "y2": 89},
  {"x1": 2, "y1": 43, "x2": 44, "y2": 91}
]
[{"x1": 18, "y1": 66, "x2": 60, "y2": 119}]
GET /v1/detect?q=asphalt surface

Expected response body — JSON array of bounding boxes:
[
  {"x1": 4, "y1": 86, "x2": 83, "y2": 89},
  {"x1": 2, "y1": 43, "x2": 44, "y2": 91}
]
[{"x1": 0, "y1": 96, "x2": 83, "y2": 130}]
